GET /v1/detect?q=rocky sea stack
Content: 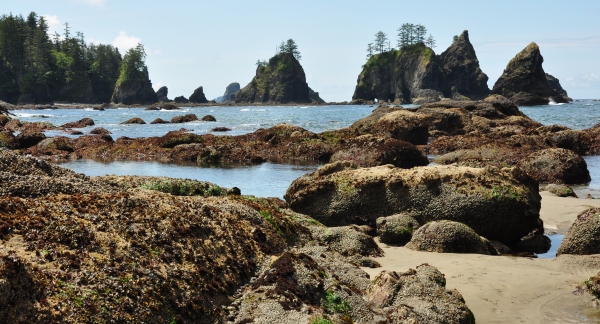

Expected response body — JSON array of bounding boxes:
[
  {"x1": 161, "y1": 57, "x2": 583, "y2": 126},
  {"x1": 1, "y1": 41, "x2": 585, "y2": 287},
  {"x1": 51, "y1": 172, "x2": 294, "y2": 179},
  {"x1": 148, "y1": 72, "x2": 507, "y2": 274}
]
[
  {"x1": 491, "y1": 42, "x2": 570, "y2": 106},
  {"x1": 221, "y1": 82, "x2": 240, "y2": 102},
  {"x1": 110, "y1": 72, "x2": 157, "y2": 105},
  {"x1": 232, "y1": 53, "x2": 323, "y2": 104},
  {"x1": 189, "y1": 86, "x2": 208, "y2": 104},
  {"x1": 352, "y1": 30, "x2": 489, "y2": 104}
]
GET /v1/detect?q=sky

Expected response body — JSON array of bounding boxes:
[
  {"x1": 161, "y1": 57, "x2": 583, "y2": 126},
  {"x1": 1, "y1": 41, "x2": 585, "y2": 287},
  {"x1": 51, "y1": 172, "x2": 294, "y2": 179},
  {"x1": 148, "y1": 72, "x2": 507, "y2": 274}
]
[{"x1": 5, "y1": 0, "x2": 600, "y2": 101}]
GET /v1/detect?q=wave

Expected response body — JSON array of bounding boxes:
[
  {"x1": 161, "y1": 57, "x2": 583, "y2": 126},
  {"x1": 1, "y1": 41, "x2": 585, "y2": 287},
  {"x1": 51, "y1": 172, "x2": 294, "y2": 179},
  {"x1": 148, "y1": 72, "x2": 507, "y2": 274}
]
[
  {"x1": 240, "y1": 108, "x2": 250, "y2": 111},
  {"x1": 548, "y1": 97, "x2": 565, "y2": 106}
]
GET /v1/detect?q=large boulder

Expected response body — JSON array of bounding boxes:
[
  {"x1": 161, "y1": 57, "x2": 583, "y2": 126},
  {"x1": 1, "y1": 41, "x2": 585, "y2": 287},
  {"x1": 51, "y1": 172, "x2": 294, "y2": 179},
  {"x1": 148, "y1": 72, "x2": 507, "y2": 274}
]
[
  {"x1": 61, "y1": 118, "x2": 95, "y2": 128},
  {"x1": 516, "y1": 148, "x2": 590, "y2": 184},
  {"x1": 367, "y1": 265, "x2": 476, "y2": 324},
  {"x1": 557, "y1": 208, "x2": 600, "y2": 255},
  {"x1": 373, "y1": 110, "x2": 429, "y2": 144},
  {"x1": 376, "y1": 214, "x2": 420, "y2": 245},
  {"x1": 189, "y1": 86, "x2": 208, "y2": 104},
  {"x1": 171, "y1": 114, "x2": 199, "y2": 123},
  {"x1": 16, "y1": 131, "x2": 46, "y2": 148},
  {"x1": 438, "y1": 31, "x2": 490, "y2": 100},
  {"x1": 221, "y1": 82, "x2": 240, "y2": 102},
  {"x1": 121, "y1": 117, "x2": 146, "y2": 125},
  {"x1": 308, "y1": 225, "x2": 382, "y2": 266},
  {"x1": 285, "y1": 163, "x2": 541, "y2": 244},
  {"x1": 232, "y1": 53, "x2": 312, "y2": 104},
  {"x1": 491, "y1": 42, "x2": 569, "y2": 105},
  {"x1": 329, "y1": 135, "x2": 428, "y2": 168},
  {"x1": 405, "y1": 220, "x2": 492, "y2": 254}
]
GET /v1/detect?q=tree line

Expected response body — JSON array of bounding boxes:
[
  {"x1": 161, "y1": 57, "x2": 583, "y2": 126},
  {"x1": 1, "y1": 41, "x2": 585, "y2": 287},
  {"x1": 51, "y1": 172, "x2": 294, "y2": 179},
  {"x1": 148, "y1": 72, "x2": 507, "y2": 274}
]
[
  {"x1": 256, "y1": 39, "x2": 301, "y2": 67},
  {"x1": 366, "y1": 23, "x2": 436, "y2": 60},
  {"x1": 0, "y1": 11, "x2": 149, "y2": 104}
]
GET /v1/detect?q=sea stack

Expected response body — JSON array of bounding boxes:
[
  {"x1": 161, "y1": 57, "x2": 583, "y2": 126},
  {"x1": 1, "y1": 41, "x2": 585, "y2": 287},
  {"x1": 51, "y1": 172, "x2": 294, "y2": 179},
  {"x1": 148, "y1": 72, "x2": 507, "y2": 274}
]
[
  {"x1": 221, "y1": 82, "x2": 240, "y2": 102},
  {"x1": 232, "y1": 53, "x2": 315, "y2": 104},
  {"x1": 189, "y1": 86, "x2": 208, "y2": 104},
  {"x1": 491, "y1": 42, "x2": 570, "y2": 106},
  {"x1": 438, "y1": 30, "x2": 490, "y2": 100}
]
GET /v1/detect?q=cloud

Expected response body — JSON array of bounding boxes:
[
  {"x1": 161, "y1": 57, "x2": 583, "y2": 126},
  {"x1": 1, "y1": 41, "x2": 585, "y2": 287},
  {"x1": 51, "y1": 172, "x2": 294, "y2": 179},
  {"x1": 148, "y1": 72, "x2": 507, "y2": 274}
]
[
  {"x1": 43, "y1": 14, "x2": 62, "y2": 37},
  {"x1": 75, "y1": 0, "x2": 107, "y2": 7},
  {"x1": 564, "y1": 73, "x2": 600, "y2": 89},
  {"x1": 112, "y1": 31, "x2": 141, "y2": 53}
]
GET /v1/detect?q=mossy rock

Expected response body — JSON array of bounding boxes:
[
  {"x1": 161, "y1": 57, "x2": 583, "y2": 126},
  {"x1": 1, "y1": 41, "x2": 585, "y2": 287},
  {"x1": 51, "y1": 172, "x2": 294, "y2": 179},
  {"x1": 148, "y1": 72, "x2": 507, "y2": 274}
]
[{"x1": 376, "y1": 214, "x2": 420, "y2": 245}]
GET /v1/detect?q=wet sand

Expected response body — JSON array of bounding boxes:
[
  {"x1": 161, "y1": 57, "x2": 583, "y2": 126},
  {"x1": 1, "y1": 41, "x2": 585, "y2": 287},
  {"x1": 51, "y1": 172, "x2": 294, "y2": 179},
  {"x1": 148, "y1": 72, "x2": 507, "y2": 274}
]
[{"x1": 362, "y1": 191, "x2": 600, "y2": 323}]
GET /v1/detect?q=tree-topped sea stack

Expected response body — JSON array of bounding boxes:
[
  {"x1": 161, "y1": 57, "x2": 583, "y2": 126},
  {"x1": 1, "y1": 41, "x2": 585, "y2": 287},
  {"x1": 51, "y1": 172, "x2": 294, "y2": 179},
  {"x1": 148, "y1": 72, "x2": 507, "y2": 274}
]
[
  {"x1": 491, "y1": 42, "x2": 570, "y2": 106},
  {"x1": 353, "y1": 26, "x2": 489, "y2": 104},
  {"x1": 232, "y1": 40, "x2": 322, "y2": 104},
  {"x1": 111, "y1": 44, "x2": 157, "y2": 105}
]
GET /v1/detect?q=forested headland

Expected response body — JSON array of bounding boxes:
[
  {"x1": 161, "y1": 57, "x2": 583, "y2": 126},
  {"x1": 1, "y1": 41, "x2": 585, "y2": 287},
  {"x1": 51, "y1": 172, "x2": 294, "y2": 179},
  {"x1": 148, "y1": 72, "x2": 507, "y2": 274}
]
[{"x1": 0, "y1": 11, "x2": 150, "y2": 105}]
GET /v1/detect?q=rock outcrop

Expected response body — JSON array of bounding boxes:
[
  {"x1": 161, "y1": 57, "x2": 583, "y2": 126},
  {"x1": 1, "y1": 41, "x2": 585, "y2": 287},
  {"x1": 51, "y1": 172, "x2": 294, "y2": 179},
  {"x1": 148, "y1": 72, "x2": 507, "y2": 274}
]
[
  {"x1": 156, "y1": 86, "x2": 170, "y2": 102},
  {"x1": 173, "y1": 95, "x2": 189, "y2": 103},
  {"x1": 491, "y1": 43, "x2": 570, "y2": 106},
  {"x1": 221, "y1": 82, "x2": 240, "y2": 102},
  {"x1": 110, "y1": 73, "x2": 157, "y2": 105},
  {"x1": 516, "y1": 148, "x2": 590, "y2": 184},
  {"x1": 189, "y1": 86, "x2": 208, "y2": 104},
  {"x1": 438, "y1": 31, "x2": 490, "y2": 100},
  {"x1": 405, "y1": 220, "x2": 492, "y2": 254},
  {"x1": 309, "y1": 87, "x2": 325, "y2": 103},
  {"x1": 557, "y1": 207, "x2": 600, "y2": 255},
  {"x1": 352, "y1": 31, "x2": 489, "y2": 104},
  {"x1": 352, "y1": 43, "x2": 443, "y2": 104},
  {"x1": 376, "y1": 214, "x2": 420, "y2": 245},
  {"x1": 285, "y1": 163, "x2": 541, "y2": 244},
  {"x1": 232, "y1": 53, "x2": 312, "y2": 104},
  {"x1": 17, "y1": 83, "x2": 54, "y2": 105},
  {"x1": 62, "y1": 118, "x2": 95, "y2": 129},
  {"x1": 329, "y1": 135, "x2": 428, "y2": 168},
  {"x1": 546, "y1": 73, "x2": 572, "y2": 101}
]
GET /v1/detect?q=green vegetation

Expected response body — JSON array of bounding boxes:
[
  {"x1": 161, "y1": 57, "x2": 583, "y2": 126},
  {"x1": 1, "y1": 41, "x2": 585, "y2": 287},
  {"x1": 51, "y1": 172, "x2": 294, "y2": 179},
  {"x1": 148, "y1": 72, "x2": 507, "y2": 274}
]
[
  {"x1": 310, "y1": 318, "x2": 334, "y2": 324},
  {"x1": 140, "y1": 179, "x2": 223, "y2": 197},
  {"x1": 323, "y1": 290, "x2": 352, "y2": 315},
  {"x1": 115, "y1": 43, "x2": 149, "y2": 87},
  {"x1": 365, "y1": 23, "x2": 436, "y2": 61},
  {"x1": 0, "y1": 12, "x2": 123, "y2": 104},
  {"x1": 584, "y1": 276, "x2": 600, "y2": 299}
]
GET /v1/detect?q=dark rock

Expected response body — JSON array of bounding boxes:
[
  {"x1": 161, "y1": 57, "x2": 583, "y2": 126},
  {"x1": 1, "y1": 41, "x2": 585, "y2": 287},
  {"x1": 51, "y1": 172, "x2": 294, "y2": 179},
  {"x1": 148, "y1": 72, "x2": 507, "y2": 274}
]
[
  {"x1": 232, "y1": 53, "x2": 311, "y2": 104},
  {"x1": 511, "y1": 234, "x2": 551, "y2": 254},
  {"x1": 121, "y1": 117, "x2": 146, "y2": 125},
  {"x1": 353, "y1": 43, "x2": 443, "y2": 104},
  {"x1": 145, "y1": 106, "x2": 159, "y2": 111},
  {"x1": 0, "y1": 114, "x2": 9, "y2": 126},
  {"x1": 16, "y1": 131, "x2": 46, "y2": 148},
  {"x1": 516, "y1": 148, "x2": 590, "y2": 184},
  {"x1": 150, "y1": 118, "x2": 170, "y2": 124},
  {"x1": 557, "y1": 207, "x2": 600, "y2": 255},
  {"x1": 34, "y1": 137, "x2": 74, "y2": 154},
  {"x1": 89, "y1": 127, "x2": 112, "y2": 135},
  {"x1": 201, "y1": 115, "x2": 216, "y2": 122},
  {"x1": 376, "y1": 214, "x2": 420, "y2": 245},
  {"x1": 285, "y1": 164, "x2": 541, "y2": 244},
  {"x1": 50, "y1": 73, "x2": 96, "y2": 103},
  {"x1": 406, "y1": 220, "x2": 491, "y2": 254},
  {"x1": 73, "y1": 134, "x2": 114, "y2": 150},
  {"x1": 372, "y1": 109, "x2": 429, "y2": 144},
  {"x1": 173, "y1": 96, "x2": 189, "y2": 104},
  {"x1": 158, "y1": 130, "x2": 203, "y2": 148},
  {"x1": 330, "y1": 135, "x2": 428, "y2": 168},
  {"x1": 171, "y1": 114, "x2": 199, "y2": 123},
  {"x1": 546, "y1": 73, "x2": 572, "y2": 101},
  {"x1": 221, "y1": 82, "x2": 240, "y2": 102},
  {"x1": 189, "y1": 86, "x2": 208, "y2": 104},
  {"x1": 68, "y1": 130, "x2": 83, "y2": 135},
  {"x1": 156, "y1": 86, "x2": 170, "y2": 102},
  {"x1": 61, "y1": 118, "x2": 95, "y2": 128},
  {"x1": 308, "y1": 87, "x2": 325, "y2": 103},
  {"x1": 160, "y1": 103, "x2": 179, "y2": 110},
  {"x1": 491, "y1": 43, "x2": 569, "y2": 105},
  {"x1": 111, "y1": 75, "x2": 157, "y2": 105},
  {"x1": 367, "y1": 265, "x2": 476, "y2": 323},
  {"x1": 211, "y1": 127, "x2": 231, "y2": 132}
]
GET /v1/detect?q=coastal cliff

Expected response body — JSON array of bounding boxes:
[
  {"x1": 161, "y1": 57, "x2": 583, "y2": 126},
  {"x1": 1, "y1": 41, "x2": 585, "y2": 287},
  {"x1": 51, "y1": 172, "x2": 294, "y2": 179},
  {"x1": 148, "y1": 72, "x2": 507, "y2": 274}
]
[
  {"x1": 491, "y1": 42, "x2": 570, "y2": 106},
  {"x1": 232, "y1": 53, "x2": 317, "y2": 104}
]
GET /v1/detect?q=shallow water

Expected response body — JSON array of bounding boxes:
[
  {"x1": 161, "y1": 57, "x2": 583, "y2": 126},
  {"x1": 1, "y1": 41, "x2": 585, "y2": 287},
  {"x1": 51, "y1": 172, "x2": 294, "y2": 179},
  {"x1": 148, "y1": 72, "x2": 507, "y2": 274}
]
[
  {"x1": 536, "y1": 234, "x2": 565, "y2": 259},
  {"x1": 58, "y1": 159, "x2": 321, "y2": 199}
]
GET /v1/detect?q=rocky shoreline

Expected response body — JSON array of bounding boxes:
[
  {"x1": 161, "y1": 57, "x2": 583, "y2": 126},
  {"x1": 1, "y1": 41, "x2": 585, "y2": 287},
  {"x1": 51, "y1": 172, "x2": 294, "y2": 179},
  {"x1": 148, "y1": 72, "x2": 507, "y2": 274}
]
[{"x1": 2, "y1": 95, "x2": 600, "y2": 323}]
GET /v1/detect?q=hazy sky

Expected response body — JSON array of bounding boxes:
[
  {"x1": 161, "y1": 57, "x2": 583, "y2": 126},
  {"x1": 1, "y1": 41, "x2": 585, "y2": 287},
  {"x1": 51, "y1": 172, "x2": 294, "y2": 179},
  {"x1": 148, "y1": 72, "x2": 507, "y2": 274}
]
[{"x1": 5, "y1": 0, "x2": 600, "y2": 101}]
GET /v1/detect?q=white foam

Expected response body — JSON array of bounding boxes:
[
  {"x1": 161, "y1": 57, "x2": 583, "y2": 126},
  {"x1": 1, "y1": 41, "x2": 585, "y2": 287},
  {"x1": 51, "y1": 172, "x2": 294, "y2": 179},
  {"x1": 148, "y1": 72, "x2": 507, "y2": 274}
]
[
  {"x1": 548, "y1": 97, "x2": 565, "y2": 106},
  {"x1": 240, "y1": 108, "x2": 250, "y2": 111}
]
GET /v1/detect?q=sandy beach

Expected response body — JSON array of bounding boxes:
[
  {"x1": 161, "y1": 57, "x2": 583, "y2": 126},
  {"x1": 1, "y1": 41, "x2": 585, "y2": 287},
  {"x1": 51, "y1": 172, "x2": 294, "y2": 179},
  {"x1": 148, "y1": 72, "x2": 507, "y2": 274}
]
[{"x1": 363, "y1": 192, "x2": 600, "y2": 323}]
